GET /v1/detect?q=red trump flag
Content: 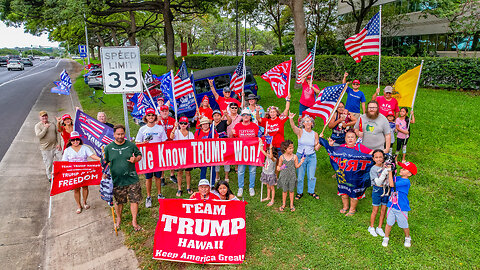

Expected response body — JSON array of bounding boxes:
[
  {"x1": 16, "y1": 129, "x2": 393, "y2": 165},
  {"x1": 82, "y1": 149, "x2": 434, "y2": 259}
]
[
  {"x1": 153, "y1": 199, "x2": 247, "y2": 264},
  {"x1": 50, "y1": 161, "x2": 102, "y2": 196}
]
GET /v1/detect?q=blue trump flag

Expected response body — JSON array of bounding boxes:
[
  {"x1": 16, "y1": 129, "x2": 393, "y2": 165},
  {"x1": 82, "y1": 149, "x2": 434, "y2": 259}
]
[
  {"x1": 319, "y1": 138, "x2": 374, "y2": 198},
  {"x1": 74, "y1": 110, "x2": 114, "y2": 157},
  {"x1": 51, "y1": 70, "x2": 72, "y2": 95},
  {"x1": 160, "y1": 71, "x2": 196, "y2": 115}
]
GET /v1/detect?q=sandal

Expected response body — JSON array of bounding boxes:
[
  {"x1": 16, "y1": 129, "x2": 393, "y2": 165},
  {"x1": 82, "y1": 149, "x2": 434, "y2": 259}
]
[
  {"x1": 267, "y1": 201, "x2": 274, "y2": 207},
  {"x1": 340, "y1": 208, "x2": 348, "y2": 214},
  {"x1": 187, "y1": 188, "x2": 193, "y2": 195},
  {"x1": 76, "y1": 208, "x2": 82, "y2": 214},
  {"x1": 290, "y1": 207, "x2": 296, "y2": 212},
  {"x1": 345, "y1": 210, "x2": 357, "y2": 216},
  {"x1": 115, "y1": 224, "x2": 121, "y2": 231},
  {"x1": 279, "y1": 205, "x2": 286, "y2": 212},
  {"x1": 295, "y1": 193, "x2": 303, "y2": 200},
  {"x1": 308, "y1": 193, "x2": 320, "y2": 200},
  {"x1": 176, "y1": 190, "x2": 183, "y2": 197},
  {"x1": 84, "y1": 204, "x2": 90, "y2": 210},
  {"x1": 133, "y1": 225, "x2": 143, "y2": 232}
]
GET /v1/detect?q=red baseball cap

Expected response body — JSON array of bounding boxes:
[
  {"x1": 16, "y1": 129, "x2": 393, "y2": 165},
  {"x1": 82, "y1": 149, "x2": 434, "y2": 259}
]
[
  {"x1": 160, "y1": 105, "x2": 169, "y2": 111},
  {"x1": 398, "y1": 161, "x2": 417, "y2": 175},
  {"x1": 202, "y1": 96, "x2": 209, "y2": 102},
  {"x1": 145, "y1": 108, "x2": 156, "y2": 115},
  {"x1": 157, "y1": 96, "x2": 164, "y2": 101},
  {"x1": 179, "y1": 116, "x2": 189, "y2": 123},
  {"x1": 62, "y1": 114, "x2": 72, "y2": 121},
  {"x1": 387, "y1": 111, "x2": 394, "y2": 116},
  {"x1": 70, "y1": 131, "x2": 81, "y2": 139},
  {"x1": 352, "y1": 79, "x2": 360, "y2": 85}
]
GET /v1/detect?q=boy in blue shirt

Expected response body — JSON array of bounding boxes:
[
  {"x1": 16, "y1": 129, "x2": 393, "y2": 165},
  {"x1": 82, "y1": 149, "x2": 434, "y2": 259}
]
[
  {"x1": 342, "y1": 72, "x2": 366, "y2": 118},
  {"x1": 382, "y1": 161, "x2": 417, "y2": 248}
]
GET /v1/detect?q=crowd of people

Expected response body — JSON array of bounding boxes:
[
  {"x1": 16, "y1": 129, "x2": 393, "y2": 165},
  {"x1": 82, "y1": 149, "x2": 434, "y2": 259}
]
[{"x1": 35, "y1": 71, "x2": 418, "y2": 247}]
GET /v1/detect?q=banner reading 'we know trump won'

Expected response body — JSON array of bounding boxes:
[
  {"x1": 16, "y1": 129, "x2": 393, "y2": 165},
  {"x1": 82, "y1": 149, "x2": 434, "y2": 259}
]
[{"x1": 153, "y1": 199, "x2": 247, "y2": 264}]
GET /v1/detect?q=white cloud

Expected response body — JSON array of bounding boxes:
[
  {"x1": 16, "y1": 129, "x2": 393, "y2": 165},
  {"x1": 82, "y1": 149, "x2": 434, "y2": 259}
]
[{"x1": 0, "y1": 22, "x2": 60, "y2": 48}]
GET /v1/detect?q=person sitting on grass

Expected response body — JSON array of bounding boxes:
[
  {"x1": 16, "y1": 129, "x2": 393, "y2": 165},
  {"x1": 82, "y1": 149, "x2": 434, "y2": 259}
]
[
  {"x1": 382, "y1": 161, "x2": 417, "y2": 248},
  {"x1": 276, "y1": 140, "x2": 305, "y2": 212},
  {"x1": 368, "y1": 150, "x2": 388, "y2": 237},
  {"x1": 212, "y1": 180, "x2": 238, "y2": 201},
  {"x1": 190, "y1": 179, "x2": 220, "y2": 200},
  {"x1": 259, "y1": 140, "x2": 278, "y2": 207}
]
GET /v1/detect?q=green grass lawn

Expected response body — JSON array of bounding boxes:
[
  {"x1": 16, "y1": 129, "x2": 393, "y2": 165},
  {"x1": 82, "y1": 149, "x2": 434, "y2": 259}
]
[{"x1": 74, "y1": 62, "x2": 480, "y2": 269}]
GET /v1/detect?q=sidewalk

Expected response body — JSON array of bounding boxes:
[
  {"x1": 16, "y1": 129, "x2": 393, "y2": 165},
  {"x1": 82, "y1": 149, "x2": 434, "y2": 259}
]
[{"x1": 0, "y1": 60, "x2": 139, "y2": 269}]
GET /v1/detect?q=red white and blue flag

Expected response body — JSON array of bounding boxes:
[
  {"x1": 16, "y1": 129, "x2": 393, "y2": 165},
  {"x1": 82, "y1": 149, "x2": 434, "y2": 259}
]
[
  {"x1": 296, "y1": 44, "x2": 316, "y2": 84},
  {"x1": 173, "y1": 60, "x2": 195, "y2": 98},
  {"x1": 344, "y1": 12, "x2": 381, "y2": 63},
  {"x1": 261, "y1": 59, "x2": 292, "y2": 98},
  {"x1": 129, "y1": 92, "x2": 157, "y2": 121},
  {"x1": 144, "y1": 67, "x2": 154, "y2": 84},
  {"x1": 74, "y1": 110, "x2": 114, "y2": 157},
  {"x1": 304, "y1": 84, "x2": 346, "y2": 124},
  {"x1": 230, "y1": 54, "x2": 246, "y2": 95},
  {"x1": 51, "y1": 70, "x2": 72, "y2": 95}
]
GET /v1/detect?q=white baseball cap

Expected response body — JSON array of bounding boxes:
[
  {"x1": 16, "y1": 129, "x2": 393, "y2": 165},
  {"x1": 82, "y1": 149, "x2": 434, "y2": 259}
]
[{"x1": 198, "y1": 179, "x2": 210, "y2": 187}]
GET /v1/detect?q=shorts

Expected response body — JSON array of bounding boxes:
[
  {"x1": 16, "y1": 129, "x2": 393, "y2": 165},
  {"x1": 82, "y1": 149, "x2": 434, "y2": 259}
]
[
  {"x1": 396, "y1": 138, "x2": 409, "y2": 152},
  {"x1": 145, "y1": 171, "x2": 162, "y2": 179},
  {"x1": 113, "y1": 181, "x2": 142, "y2": 204},
  {"x1": 372, "y1": 186, "x2": 389, "y2": 206},
  {"x1": 386, "y1": 208, "x2": 409, "y2": 228}
]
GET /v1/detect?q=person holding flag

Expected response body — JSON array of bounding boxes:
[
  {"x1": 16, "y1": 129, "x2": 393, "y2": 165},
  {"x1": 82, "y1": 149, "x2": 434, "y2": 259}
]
[
  {"x1": 208, "y1": 79, "x2": 241, "y2": 113},
  {"x1": 297, "y1": 68, "x2": 321, "y2": 117},
  {"x1": 135, "y1": 108, "x2": 168, "y2": 208},
  {"x1": 194, "y1": 96, "x2": 213, "y2": 129},
  {"x1": 56, "y1": 114, "x2": 74, "y2": 151},
  {"x1": 158, "y1": 105, "x2": 177, "y2": 185},
  {"x1": 256, "y1": 95, "x2": 291, "y2": 155},
  {"x1": 342, "y1": 73, "x2": 366, "y2": 119}
]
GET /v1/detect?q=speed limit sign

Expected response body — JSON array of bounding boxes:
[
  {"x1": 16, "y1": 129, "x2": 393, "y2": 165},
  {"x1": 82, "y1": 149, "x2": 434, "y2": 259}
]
[{"x1": 100, "y1": 46, "x2": 142, "y2": 94}]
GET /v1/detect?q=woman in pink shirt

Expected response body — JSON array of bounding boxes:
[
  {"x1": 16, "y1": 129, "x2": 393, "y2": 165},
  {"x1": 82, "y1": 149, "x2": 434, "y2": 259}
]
[{"x1": 297, "y1": 68, "x2": 320, "y2": 116}]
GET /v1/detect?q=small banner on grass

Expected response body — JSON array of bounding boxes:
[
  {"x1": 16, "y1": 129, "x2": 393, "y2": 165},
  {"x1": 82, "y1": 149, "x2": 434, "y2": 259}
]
[
  {"x1": 153, "y1": 199, "x2": 247, "y2": 264},
  {"x1": 50, "y1": 161, "x2": 102, "y2": 196},
  {"x1": 136, "y1": 138, "x2": 264, "y2": 174}
]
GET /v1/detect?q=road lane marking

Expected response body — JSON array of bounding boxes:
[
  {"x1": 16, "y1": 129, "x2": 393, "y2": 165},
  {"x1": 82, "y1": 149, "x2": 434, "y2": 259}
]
[{"x1": 0, "y1": 60, "x2": 63, "y2": 88}]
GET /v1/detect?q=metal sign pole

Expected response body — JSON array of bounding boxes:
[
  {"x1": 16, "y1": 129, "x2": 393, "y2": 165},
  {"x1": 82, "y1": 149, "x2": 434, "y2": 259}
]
[{"x1": 122, "y1": 93, "x2": 131, "y2": 140}]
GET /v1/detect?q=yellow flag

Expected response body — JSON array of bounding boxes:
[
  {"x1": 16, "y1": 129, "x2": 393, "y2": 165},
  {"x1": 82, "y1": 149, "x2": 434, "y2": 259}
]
[{"x1": 392, "y1": 65, "x2": 422, "y2": 107}]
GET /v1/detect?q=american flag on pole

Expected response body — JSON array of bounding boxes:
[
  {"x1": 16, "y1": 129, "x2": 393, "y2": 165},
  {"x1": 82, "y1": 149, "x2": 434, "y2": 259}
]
[
  {"x1": 296, "y1": 44, "x2": 316, "y2": 84},
  {"x1": 144, "y1": 67, "x2": 154, "y2": 84},
  {"x1": 74, "y1": 110, "x2": 114, "y2": 157},
  {"x1": 230, "y1": 54, "x2": 246, "y2": 95},
  {"x1": 261, "y1": 59, "x2": 292, "y2": 98},
  {"x1": 344, "y1": 12, "x2": 380, "y2": 63},
  {"x1": 304, "y1": 84, "x2": 346, "y2": 124},
  {"x1": 173, "y1": 61, "x2": 195, "y2": 98}
]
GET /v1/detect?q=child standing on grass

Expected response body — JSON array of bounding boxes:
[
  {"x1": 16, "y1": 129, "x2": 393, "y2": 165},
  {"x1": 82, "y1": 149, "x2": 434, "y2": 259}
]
[
  {"x1": 386, "y1": 111, "x2": 396, "y2": 155},
  {"x1": 259, "y1": 141, "x2": 278, "y2": 207},
  {"x1": 396, "y1": 107, "x2": 415, "y2": 162},
  {"x1": 276, "y1": 140, "x2": 305, "y2": 212},
  {"x1": 382, "y1": 161, "x2": 417, "y2": 248},
  {"x1": 368, "y1": 150, "x2": 388, "y2": 237}
]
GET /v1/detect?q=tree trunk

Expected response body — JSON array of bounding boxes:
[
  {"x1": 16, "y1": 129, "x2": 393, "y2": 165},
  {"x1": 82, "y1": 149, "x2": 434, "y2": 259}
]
[
  {"x1": 163, "y1": 0, "x2": 175, "y2": 70},
  {"x1": 128, "y1": 9, "x2": 137, "y2": 45},
  {"x1": 111, "y1": 28, "x2": 119, "y2": 46},
  {"x1": 288, "y1": 0, "x2": 307, "y2": 86}
]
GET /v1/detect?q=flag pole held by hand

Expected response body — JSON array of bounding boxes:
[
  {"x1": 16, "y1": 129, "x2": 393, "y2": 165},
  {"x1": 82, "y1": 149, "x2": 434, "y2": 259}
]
[{"x1": 320, "y1": 83, "x2": 349, "y2": 135}]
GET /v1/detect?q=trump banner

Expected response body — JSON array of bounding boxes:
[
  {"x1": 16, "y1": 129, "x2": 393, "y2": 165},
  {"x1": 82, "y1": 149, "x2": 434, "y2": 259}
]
[
  {"x1": 50, "y1": 161, "x2": 102, "y2": 196},
  {"x1": 153, "y1": 199, "x2": 247, "y2": 264},
  {"x1": 74, "y1": 110, "x2": 114, "y2": 157},
  {"x1": 136, "y1": 138, "x2": 264, "y2": 174},
  {"x1": 319, "y1": 138, "x2": 374, "y2": 198}
]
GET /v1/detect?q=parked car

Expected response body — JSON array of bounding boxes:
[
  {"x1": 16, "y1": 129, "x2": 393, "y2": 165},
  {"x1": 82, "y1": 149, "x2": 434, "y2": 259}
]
[
  {"x1": 246, "y1": 51, "x2": 268, "y2": 56},
  {"x1": 0, "y1": 56, "x2": 7, "y2": 66},
  {"x1": 86, "y1": 68, "x2": 103, "y2": 89},
  {"x1": 21, "y1": 58, "x2": 33, "y2": 66},
  {"x1": 7, "y1": 59, "x2": 24, "y2": 71}
]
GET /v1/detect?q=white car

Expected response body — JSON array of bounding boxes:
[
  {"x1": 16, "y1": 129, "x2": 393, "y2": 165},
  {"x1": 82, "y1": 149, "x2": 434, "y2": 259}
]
[{"x1": 7, "y1": 60, "x2": 24, "y2": 71}]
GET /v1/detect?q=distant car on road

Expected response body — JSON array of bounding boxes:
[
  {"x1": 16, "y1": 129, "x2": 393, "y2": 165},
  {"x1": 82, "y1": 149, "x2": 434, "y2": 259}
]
[
  {"x1": 7, "y1": 60, "x2": 24, "y2": 71},
  {"x1": 40, "y1": 56, "x2": 49, "y2": 61},
  {"x1": 0, "y1": 57, "x2": 7, "y2": 67},
  {"x1": 72, "y1": 56, "x2": 82, "y2": 59},
  {"x1": 21, "y1": 58, "x2": 33, "y2": 66}
]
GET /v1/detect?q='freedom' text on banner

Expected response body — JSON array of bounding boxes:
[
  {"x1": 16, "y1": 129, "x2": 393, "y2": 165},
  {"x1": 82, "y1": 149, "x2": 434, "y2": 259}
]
[
  {"x1": 136, "y1": 138, "x2": 264, "y2": 174},
  {"x1": 153, "y1": 199, "x2": 247, "y2": 264},
  {"x1": 50, "y1": 161, "x2": 103, "y2": 196}
]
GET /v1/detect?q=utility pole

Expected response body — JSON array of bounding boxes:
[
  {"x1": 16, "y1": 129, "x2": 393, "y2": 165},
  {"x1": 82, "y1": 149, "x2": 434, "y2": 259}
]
[
  {"x1": 236, "y1": 0, "x2": 239, "y2": 56},
  {"x1": 83, "y1": 13, "x2": 91, "y2": 65}
]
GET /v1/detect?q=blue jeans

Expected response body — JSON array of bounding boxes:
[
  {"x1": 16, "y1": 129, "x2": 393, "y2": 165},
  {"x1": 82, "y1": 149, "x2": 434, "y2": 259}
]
[
  {"x1": 299, "y1": 103, "x2": 309, "y2": 116},
  {"x1": 296, "y1": 152, "x2": 317, "y2": 194},
  {"x1": 238, "y1": 165, "x2": 256, "y2": 189},
  {"x1": 200, "y1": 167, "x2": 216, "y2": 186}
]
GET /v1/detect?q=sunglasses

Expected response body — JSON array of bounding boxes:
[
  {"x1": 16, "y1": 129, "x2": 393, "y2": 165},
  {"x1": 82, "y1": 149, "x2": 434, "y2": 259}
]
[
  {"x1": 146, "y1": 114, "x2": 155, "y2": 116},
  {"x1": 179, "y1": 122, "x2": 188, "y2": 125},
  {"x1": 71, "y1": 138, "x2": 81, "y2": 142}
]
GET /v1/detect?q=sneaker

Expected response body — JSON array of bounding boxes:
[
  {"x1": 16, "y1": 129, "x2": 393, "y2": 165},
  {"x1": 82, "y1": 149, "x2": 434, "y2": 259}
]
[
  {"x1": 160, "y1": 178, "x2": 166, "y2": 186},
  {"x1": 376, "y1": 227, "x2": 385, "y2": 237},
  {"x1": 368, "y1": 226, "x2": 378, "y2": 237},
  {"x1": 237, "y1": 188, "x2": 243, "y2": 197},
  {"x1": 249, "y1": 188, "x2": 255, "y2": 197},
  {"x1": 158, "y1": 194, "x2": 165, "y2": 200},
  {"x1": 382, "y1": 237, "x2": 389, "y2": 247},
  {"x1": 145, "y1": 197, "x2": 152, "y2": 208},
  {"x1": 170, "y1": 175, "x2": 178, "y2": 184},
  {"x1": 404, "y1": 237, "x2": 411, "y2": 247}
]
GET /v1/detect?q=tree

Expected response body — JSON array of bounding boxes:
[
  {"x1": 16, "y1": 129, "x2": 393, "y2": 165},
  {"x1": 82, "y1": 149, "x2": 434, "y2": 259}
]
[
  {"x1": 256, "y1": 0, "x2": 293, "y2": 53},
  {"x1": 340, "y1": 0, "x2": 379, "y2": 33},
  {"x1": 284, "y1": 0, "x2": 307, "y2": 84}
]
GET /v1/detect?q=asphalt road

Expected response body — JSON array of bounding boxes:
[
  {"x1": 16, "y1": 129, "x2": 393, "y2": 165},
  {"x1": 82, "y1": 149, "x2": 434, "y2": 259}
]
[{"x1": 0, "y1": 59, "x2": 67, "y2": 161}]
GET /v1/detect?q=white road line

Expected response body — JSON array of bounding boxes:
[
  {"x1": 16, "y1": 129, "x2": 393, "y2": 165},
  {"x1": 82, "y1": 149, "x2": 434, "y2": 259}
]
[{"x1": 0, "y1": 60, "x2": 63, "y2": 88}]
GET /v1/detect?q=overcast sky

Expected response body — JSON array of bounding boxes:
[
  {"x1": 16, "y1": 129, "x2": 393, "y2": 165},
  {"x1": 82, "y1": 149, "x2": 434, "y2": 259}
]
[{"x1": 0, "y1": 22, "x2": 60, "y2": 48}]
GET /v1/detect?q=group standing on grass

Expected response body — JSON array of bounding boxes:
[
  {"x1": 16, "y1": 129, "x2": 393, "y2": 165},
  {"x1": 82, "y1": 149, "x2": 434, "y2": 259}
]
[{"x1": 35, "y1": 69, "x2": 418, "y2": 247}]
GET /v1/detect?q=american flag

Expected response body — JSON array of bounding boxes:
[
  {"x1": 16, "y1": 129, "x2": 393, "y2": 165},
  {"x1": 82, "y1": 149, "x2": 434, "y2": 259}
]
[
  {"x1": 296, "y1": 44, "x2": 316, "y2": 84},
  {"x1": 173, "y1": 61, "x2": 194, "y2": 98},
  {"x1": 136, "y1": 93, "x2": 146, "y2": 111},
  {"x1": 144, "y1": 67, "x2": 154, "y2": 84},
  {"x1": 75, "y1": 110, "x2": 114, "y2": 156},
  {"x1": 304, "y1": 84, "x2": 346, "y2": 124},
  {"x1": 344, "y1": 12, "x2": 380, "y2": 63},
  {"x1": 261, "y1": 59, "x2": 292, "y2": 98},
  {"x1": 230, "y1": 55, "x2": 246, "y2": 94}
]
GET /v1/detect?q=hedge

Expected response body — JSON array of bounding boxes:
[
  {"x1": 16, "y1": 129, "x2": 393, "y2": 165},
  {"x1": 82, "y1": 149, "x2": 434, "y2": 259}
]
[{"x1": 141, "y1": 54, "x2": 480, "y2": 90}]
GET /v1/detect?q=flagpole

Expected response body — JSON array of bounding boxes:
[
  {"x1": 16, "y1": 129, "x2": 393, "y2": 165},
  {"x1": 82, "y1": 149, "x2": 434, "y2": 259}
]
[
  {"x1": 288, "y1": 57, "x2": 292, "y2": 97},
  {"x1": 190, "y1": 70, "x2": 200, "y2": 112},
  {"x1": 142, "y1": 77, "x2": 159, "y2": 115},
  {"x1": 320, "y1": 84, "x2": 349, "y2": 136},
  {"x1": 241, "y1": 53, "x2": 246, "y2": 108},
  {"x1": 309, "y1": 36, "x2": 317, "y2": 87},
  {"x1": 377, "y1": 5, "x2": 382, "y2": 89},
  {"x1": 411, "y1": 60, "x2": 423, "y2": 110},
  {"x1": 170, "y1": 70, "x2": 178, "y2": 123}
]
